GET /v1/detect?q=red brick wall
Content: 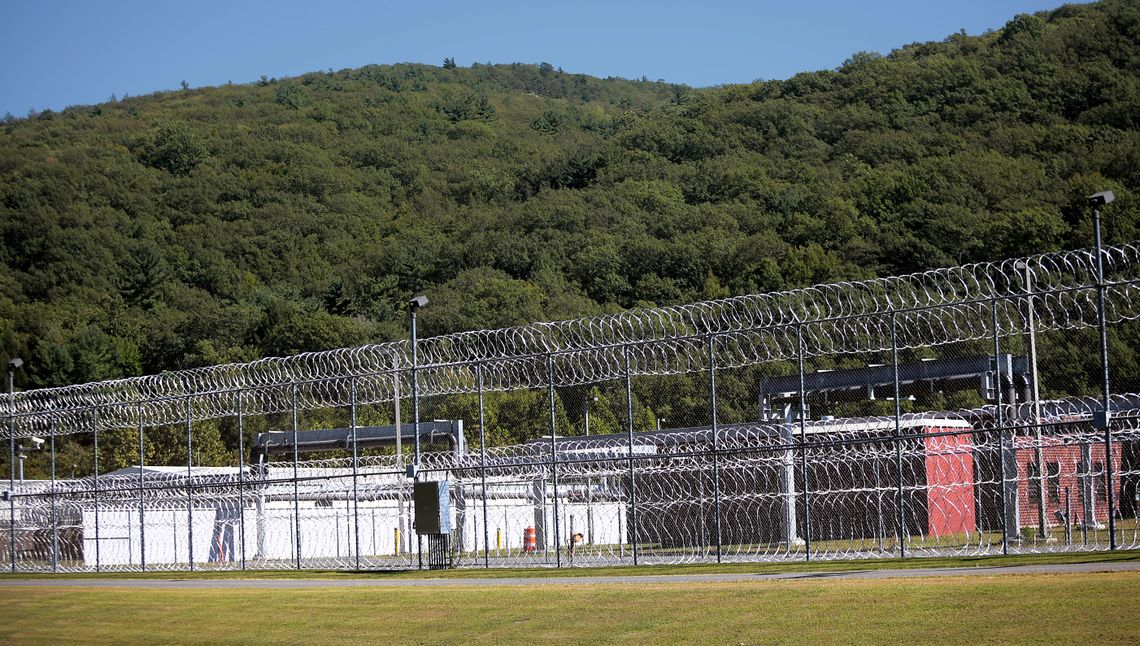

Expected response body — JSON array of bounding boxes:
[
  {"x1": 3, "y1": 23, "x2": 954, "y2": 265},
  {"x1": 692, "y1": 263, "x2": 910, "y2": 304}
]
[{"x1": 924, "y1": 427, "x2": 976, "y2": 535}]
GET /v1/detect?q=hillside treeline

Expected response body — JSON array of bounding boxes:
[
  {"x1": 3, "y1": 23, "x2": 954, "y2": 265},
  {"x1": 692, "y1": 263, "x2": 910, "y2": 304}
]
[{"x1": 1, "y1": 1, "x2": 1138, "y2": 468}]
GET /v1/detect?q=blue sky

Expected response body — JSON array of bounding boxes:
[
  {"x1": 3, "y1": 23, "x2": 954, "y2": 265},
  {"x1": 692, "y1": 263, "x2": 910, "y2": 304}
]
[{"x1": 1, "y1": 0, "x2": 1073, "y2": 117}]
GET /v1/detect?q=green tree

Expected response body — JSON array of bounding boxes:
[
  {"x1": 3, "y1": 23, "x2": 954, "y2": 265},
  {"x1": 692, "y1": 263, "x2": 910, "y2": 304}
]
[{"x1": 140, "y1": 122, "x2": 207, "y2": 176}]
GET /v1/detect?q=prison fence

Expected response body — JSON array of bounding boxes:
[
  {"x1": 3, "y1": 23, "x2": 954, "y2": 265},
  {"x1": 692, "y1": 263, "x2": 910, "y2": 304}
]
[{"x1": 3, "y1": 242, "x2": 1140, "y2": 572}]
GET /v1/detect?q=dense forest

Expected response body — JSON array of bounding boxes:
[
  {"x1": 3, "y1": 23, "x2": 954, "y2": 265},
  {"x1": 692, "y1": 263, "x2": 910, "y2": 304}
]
[
  {"x1": 2, "y1": 1, "x2": 1140, "y2": 471},
  {"x1": 2, "y1": 0, "x2": 1138, "y2": 387}
]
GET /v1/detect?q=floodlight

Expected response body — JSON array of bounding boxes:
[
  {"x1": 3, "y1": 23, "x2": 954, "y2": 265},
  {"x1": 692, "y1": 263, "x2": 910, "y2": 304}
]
[{"x1": 1088, "y1": 191, "x2": 1115, "y2": 207}]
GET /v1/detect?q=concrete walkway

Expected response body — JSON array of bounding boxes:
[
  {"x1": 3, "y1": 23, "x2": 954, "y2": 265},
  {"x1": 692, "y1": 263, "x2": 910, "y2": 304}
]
[{"x1": 1, "y1": 561, "x2": 1136, "y2": 588}]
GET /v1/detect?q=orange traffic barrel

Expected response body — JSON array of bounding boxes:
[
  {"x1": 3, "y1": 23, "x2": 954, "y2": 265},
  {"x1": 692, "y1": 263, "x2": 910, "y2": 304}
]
[{"x1": 523, "y1": 526, "x2": 537, "y2": 553}]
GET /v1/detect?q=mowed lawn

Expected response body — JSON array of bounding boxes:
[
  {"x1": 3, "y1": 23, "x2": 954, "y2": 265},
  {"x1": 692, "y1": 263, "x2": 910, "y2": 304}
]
[{"x1": 0, "y1": 572, "x2": 1137, "y2": 644}]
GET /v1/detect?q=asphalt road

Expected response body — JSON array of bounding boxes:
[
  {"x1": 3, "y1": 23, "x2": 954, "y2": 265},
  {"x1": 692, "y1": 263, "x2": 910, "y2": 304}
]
[{"x1": 0, "y1": 561, "x2": 1136, "y2": 588}]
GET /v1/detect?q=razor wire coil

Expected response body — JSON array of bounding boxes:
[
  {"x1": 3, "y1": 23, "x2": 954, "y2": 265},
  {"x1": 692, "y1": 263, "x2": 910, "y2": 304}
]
[{"x1": 6, "y1": 243, "x2": 1140, "y2": 437}]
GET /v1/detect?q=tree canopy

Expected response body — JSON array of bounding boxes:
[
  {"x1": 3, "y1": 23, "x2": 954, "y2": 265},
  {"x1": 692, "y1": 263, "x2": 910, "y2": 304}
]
[{"x1": 2, "y1": 1, "x2": 1139, "y2": 468}]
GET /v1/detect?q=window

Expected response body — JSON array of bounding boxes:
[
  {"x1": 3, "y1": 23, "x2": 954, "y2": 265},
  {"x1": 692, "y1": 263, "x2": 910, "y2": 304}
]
[
  {"x1": 1094, "y1": 461, "x2": 1107, "y2": 501},
  {"x1": 1028, "y1": 461, "x2": 1041, "y2": 504},
  {"x1": 1047, "y1": 462, "x2": 1061, "y2": 503}
]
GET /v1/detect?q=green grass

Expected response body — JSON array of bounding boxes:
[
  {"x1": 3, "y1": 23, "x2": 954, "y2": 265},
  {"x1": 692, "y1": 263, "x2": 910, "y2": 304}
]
[
  {"x1": 1, "y1": 571, "x2": 1137, "y2": 644},
  {"x1": 1, "y1": 549, "x2": 1136, "y2": 580}
]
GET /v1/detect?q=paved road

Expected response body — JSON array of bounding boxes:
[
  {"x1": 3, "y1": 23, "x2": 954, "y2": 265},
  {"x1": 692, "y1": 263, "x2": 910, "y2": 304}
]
[{"x1": 0, "y1": 561, "x2": 1136, "y2": 588}]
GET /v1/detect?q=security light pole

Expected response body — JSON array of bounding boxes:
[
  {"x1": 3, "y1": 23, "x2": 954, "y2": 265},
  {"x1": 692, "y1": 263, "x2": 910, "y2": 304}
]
[
  {"x1": 409, "y1": 295, "x2": 428, "y2": 569},
  {"x1": 1016, "y1": 260, "x2": 1047, "y2": 540},
  {"x1": 409, "y1": 295, "x2": 428, "y2": 472},
  {"x1": 1089, "y1": 191, "x2": 1116, "y2": 550}
]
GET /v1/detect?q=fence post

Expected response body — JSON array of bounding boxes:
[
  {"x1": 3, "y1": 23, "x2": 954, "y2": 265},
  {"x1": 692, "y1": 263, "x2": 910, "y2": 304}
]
[
  {"x1": 708, "y1": 334, "x2": 723, "y2": 563},
  {"x1": 93, "y1": 409, "x2": 101, "y2": 572},
  {"x1": 137, "y1": 402, "x2": 146, "y2": 571},
  {"x1": 623, "y1": 345, "x2": 639, "y2": 566},
  {"x1": 185, "y1": 397, "x2": 195, "y2": 571},
  {"x1": 291, "y1": 385, "x2": 301, "y2": 570},
  {"x1": 546, "y1": 354, "x2": 562, "y2": 568},
  {"x1": 992, "y1": 299, "x2": 1009, "y2": 556},
  {"x1": 891, "y1": 312, "x2": 906, "y2": 558},
  {"x1": 49, "y1": 417, "x2": 58, "y2": 573},
  {"x1": 7, "y1": 383, "x2": 15, "y2": 573},
  {"x1": 797, "y1": 324, "x2": 811, "y2": 562},
  {"x1": 477, "y1": 364, "x2": 490, "y2": 569},
  {"x1": 1093, "y1": 210, "x2": 1117, "y2": 550},
  {"x1": 237, "y1": 393, "x2": 246, "y2": 571},
  {"x1": 350, "y1": 377, "x2": 361, "y2": 571}
]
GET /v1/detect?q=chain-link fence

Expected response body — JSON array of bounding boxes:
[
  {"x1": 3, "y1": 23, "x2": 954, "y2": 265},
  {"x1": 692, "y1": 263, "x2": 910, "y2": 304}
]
[{"x1": 3, "y1": 242, "x2": 1140, "y2": 572}]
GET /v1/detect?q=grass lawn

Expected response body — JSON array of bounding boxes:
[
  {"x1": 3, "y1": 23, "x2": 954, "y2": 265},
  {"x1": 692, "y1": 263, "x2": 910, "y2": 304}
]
[
  {"x1": 1, "y1": 548, "x2": 1137, "y2": 580},
  {"x1": 0, "y1": 571, "x2": 1136, "y2": 644}
]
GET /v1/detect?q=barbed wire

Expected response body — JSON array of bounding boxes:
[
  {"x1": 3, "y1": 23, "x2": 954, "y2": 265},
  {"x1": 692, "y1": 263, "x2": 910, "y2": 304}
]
[
  {"x1": 8, "y1": 243, "x2": 1140, "y2": 437},
  {"x1": 10, "y1": 393, "x2": 1138, "y2": 571}
]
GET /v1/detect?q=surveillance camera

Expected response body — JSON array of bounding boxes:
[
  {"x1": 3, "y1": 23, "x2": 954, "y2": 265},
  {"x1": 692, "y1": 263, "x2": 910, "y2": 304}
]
[
  {"x1": 29, "y1": 436, "x2": 44, "y2": 447},
  {"x1": 409, "y1": 295, "x2": 429, "y2": 310},
  {"x1": 7, "y1": 357, "x2": 22, "y2": 370},
  {"x1": 1088, "y1": 191, "x2": 1115, "y2": 207}
]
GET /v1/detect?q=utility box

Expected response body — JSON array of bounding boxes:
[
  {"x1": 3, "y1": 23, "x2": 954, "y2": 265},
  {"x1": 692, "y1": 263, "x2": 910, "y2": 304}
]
[{"x1": 413, "y1": 480, "x2": 451, "y2": 535}]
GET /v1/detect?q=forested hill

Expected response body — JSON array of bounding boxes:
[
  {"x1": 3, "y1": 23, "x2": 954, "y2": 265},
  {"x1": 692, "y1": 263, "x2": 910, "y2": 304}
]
[{"x1": 2, "y1": 0, "x2": 1138, "y2": 390}]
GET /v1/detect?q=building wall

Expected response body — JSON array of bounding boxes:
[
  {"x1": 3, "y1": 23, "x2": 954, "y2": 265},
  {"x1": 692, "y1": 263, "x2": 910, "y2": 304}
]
[
  {"x1": 924, "y1": 426, "x2": 976, "y2": 536},
  {"x1": 1015, "y1": 440, "x2": 1123, "y2": 528}
]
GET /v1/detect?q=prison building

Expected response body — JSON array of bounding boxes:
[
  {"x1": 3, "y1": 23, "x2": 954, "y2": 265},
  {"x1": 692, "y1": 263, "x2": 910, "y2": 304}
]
[
  {"x1": 966, "y1": 401, "x2": 1133, "y2": 537},
  {"x1": 1011, "y1": 428, "x2": 1123, "y2": 531},
  {"x1": 613, "y1": 417, "x2": 976, "y2": 550},
  {"x1": 456, "y1": 444, "x2": 637, "y2": 552}
]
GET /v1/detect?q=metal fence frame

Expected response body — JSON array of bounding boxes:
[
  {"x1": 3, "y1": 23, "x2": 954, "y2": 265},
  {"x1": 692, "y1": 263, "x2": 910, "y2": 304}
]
[{"x1": 4, "y1": 241, "x2": 1140, "y2": 571}]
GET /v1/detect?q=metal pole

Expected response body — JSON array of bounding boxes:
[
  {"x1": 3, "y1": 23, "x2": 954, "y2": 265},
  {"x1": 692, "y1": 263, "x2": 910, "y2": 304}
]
[
  {"x1": 1021, "y1": 262, "x2": 1047, "y2": 540},
  {"x1": 93, "y1": 408, "x2": 100, "y2": 572},
  {"x1": 874, "y1": 448, "x2": 884, "y2": 553},
  {"x1": 891, "y1": 313, "x2": 906, "y2": 558},
  {"x1": 708, "y1": 335, "x2": 723, "y2": 563},
  {"x1": 350, "y1": 378, "x2": 361, "y2": 570},
  {"x1": 623, "y1": 345, "x2": 638, "y2": 565},
  {"x1": 797, "y1": 324, "x2": 811, "y2": 562},
  {"x1": 50, "y1": 417, "x2": 58, "y2": 573},
  {"x1": 185, "y1": 397, "x2": 194, "y2": 571},
  {"x1": 584, "y1": 394, "x2": 594, "y2": 545},
  {"x1": 237, "y1": 393, "x2": 246, "y2": 570},
  {"x1": 411, "y1": 308, "x2": 421, "y2": 469},
  {"x1": 137, "y1": 402, "x2": 146, "y2": 571},
  {"x1": 547, "y1": 354, "x2": 561, "y2": 568},
  {"x1": 410, "y1": 303, "x2": 423, "y2": 570},
  {"x1": 992, "y1": 299, "x2": 1009, "y2": 556},
  {"x1": 7, "y1": 366, "x2": 15, "y2": 573},
  {"x1": 291, "y1": 385, "x2": 301, "y2": 569},
  {"x1": 1093, "y1": 207, "x2": 1117, "y2": 550},
  {"x1": 584, "y1": 398, "x2": 591, "y2": 437},
  {"x1": 393, "y1": 354, "x2": 404, "y2": 557},
  {"x1": 477, "y1": 364, "x2": 489, "y2": 569}
]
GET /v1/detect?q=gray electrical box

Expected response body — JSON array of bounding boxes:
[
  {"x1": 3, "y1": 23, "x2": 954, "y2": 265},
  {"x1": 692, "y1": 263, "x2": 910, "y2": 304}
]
[{"x1": 413, "y1": 480, "x2": 451, "y2": 535}]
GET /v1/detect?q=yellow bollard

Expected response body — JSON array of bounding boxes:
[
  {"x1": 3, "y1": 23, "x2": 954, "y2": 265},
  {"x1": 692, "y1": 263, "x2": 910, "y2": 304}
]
[
  {"x1": 394, "y1": 528, "x2": 400, "y2": 556},
  {"x1": 496, "y1": 527, "x2": 502, "y2": 550}
]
